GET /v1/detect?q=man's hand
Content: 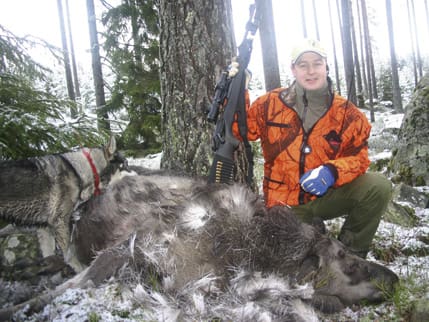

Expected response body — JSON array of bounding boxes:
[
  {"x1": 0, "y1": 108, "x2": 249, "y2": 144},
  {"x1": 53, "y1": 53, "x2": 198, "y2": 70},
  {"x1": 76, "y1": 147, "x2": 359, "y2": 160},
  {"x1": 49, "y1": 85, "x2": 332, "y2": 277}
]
[
  {"x1": 227, "y1": 60, "x2": 252, "y2": 89},
  {"x1": 299, "y1": 165, "x2": 336, "y2": 196},
  {"x1": 228, "y1": 61, "x2": 239, "y2": 78}
]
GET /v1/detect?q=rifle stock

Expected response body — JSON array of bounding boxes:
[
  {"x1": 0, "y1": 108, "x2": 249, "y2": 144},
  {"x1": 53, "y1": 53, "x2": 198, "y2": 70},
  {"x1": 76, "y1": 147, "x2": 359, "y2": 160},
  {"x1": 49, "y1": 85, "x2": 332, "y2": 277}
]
[{"x1": 208, "y1": 69, "x2": 245, "y2": 184}]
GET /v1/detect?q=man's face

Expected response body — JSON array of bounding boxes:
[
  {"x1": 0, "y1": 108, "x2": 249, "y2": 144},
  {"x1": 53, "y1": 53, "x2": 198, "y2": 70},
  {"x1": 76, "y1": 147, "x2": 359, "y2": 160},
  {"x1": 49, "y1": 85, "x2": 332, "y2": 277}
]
[{"x1": 291, "y1": 52, "x2": 328, "y2": 91}]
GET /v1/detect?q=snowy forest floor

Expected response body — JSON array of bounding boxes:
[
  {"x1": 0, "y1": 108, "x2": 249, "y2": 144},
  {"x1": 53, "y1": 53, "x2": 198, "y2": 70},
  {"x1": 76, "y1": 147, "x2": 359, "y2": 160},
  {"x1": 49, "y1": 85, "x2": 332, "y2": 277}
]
[
  {"x1": 126, "y1": 108, "x2": 429, "y2": 321},
  {"x1": 6, "y1": 108, "x2": 429, "y2": 321}
]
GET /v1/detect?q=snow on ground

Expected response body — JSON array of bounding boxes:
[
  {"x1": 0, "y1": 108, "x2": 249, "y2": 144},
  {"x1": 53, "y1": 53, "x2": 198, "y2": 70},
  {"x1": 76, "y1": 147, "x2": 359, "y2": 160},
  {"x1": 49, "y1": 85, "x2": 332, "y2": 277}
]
[
  {"x1": 127, "y1": 153, "x2": 162, "y2": 169},
  {"x1": 10, "y1": 109, "x2": 429, "y2": 321},
  {"x1": 122, "y1": 109, "x2": 429, "y2": 321},
  {"x1": 321, "y1": 109, "x2": 429, "y2": 321}
]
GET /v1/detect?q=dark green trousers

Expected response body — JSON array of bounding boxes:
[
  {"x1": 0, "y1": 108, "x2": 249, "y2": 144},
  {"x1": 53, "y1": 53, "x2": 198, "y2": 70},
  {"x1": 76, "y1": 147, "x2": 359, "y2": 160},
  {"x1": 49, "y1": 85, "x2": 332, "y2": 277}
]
[{"x1": 291, "y1": 172, "x2": 392, "y2": 257}]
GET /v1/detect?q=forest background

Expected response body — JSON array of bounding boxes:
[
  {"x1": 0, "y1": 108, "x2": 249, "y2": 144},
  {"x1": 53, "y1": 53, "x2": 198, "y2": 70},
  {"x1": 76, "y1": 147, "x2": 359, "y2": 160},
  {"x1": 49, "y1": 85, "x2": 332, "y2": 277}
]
[
  {"x1": 1, "y1": 0, "x2": 428, "y2": 170},
  {"x1": 1, "y1": 1, "x2": 429, "y2": 320}
]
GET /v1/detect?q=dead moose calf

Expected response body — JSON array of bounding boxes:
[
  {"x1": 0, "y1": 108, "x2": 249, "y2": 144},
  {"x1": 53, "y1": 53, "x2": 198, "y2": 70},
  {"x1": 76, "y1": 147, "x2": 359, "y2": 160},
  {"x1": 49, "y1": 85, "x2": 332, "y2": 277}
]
[{"x1": 0, "y1": 170, "x2": 398, "y2": 321}]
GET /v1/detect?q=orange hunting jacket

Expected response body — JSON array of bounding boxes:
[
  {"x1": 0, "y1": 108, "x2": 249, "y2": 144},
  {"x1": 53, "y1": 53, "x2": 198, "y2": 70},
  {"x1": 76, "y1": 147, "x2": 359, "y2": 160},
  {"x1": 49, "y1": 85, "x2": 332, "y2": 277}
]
[{"x1": 239, "y1": 85, "x2": 371, "y2": 208}]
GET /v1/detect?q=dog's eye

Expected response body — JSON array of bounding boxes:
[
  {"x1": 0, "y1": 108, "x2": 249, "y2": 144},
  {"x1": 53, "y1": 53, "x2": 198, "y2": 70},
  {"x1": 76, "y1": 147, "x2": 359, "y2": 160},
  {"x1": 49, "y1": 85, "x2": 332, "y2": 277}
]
[{"x1": 338, "y1": 249, "x2": 346, "y2": 258}]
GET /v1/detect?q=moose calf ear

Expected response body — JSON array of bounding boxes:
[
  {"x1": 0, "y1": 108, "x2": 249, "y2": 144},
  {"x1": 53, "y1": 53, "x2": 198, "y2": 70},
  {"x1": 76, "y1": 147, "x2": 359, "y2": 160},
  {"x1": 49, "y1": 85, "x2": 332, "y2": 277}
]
[
  {"x1": 296, "y1": 255, "x2": 320, "y2": 282},
  {"x1": 105, "y1": 135, "x2": 117, "y2": 159}
]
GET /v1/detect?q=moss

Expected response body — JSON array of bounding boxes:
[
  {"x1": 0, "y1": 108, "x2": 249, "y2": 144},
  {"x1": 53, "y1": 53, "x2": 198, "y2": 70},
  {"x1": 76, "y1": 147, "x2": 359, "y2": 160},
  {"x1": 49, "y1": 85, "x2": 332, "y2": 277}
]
[
  {"x1": 415, "y1": 176, "x2": 426, "y2": 187},
  {"x1": 112, "y1": 309, "x2": 130, "y2": 318},
  {"x1": 0, "y1": 219, "x2": 8, "y2": 229},
  {"x1": 397, "y1": 165, "x2": 414, "y2": 185},
  {"x1": 369, "y1": 158, "x2": 390, "y2": 172},
  {"x1": 88, "y1": 312, "x2": 101, "y2": 322},
  {"x1": 421, "y1": 87, "x2": 429, "y2": 101},
  {"x1": 390, "y1": 274, "x2": 429, "y2": 320}
]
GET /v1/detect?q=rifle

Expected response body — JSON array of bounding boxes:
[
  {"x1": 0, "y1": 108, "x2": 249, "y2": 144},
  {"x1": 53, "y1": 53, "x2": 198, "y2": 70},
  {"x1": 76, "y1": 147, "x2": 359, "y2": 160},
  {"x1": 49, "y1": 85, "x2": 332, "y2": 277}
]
[{"x1": 207, "y1": 3, "x2": 260, "y2": 185}]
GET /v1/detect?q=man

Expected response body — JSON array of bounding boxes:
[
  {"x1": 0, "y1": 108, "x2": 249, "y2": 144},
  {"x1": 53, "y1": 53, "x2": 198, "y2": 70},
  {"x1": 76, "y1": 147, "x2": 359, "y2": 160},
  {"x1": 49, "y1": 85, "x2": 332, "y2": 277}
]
[{"x1": 235, "y1": 38, "x2": 392, "y2": 258}]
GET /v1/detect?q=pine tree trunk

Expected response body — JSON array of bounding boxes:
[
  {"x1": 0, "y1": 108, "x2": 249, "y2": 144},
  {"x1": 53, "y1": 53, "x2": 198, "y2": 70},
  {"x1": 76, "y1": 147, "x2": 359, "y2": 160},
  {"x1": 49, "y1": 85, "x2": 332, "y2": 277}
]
[
  {"x1": 65, "y1": 0, "x2": 81, "y2": 100},
  {"x1": 340, "y1": 0, "x2": 357, "y2": 105},
  {"x1": 385, "y1": 0, "x2": 403, "y2": 112},
  {"x1": 57, "y1": 0, "x2": 77, "y2": 117},
  {"x1": 258, "y1": 0, "x2": 280, "y2": 91},
  {"x1": 355, "y1": 0, "x2": 369, "y2": 100},
  {"x1": 328, "y1": 0, "x2": 341, "y2": 94},
  {"x1": 158, "y1": 0, "x2": 236, "y2": 177},
  {"x1": 350, "y1": 6, "x2": 364, "y2": 109},
  {"x1": 361, "y1": 0, "x2": 375, "y2": 121},
  {"x1": 406, "y1": 0, "x2": 418, "y2": 87},
  {"x1": 425, "y1": 0, "x2": 429, "y2": 36},
  {"x1": 409, "y1": 0, "x2": 423, "y2": 79},
  {"x1": 86, "y1": 0, "x2": 110, "y2": 131},
  {"x1": 128, "y1": 0, "x2": 143, "y2": 70},
  {"x1": 300, "y1": 0, "x2": 307, "y2": 37},
  {"x1": 311, "y1": 0, "x2": 320, "y2": 40}
]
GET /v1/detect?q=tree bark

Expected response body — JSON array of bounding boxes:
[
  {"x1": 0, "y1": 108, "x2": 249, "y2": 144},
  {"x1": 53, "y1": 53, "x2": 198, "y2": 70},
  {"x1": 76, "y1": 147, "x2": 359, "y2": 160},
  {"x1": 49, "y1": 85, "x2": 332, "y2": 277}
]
[
  {"x1": 128, "y1": 0, "x2": 143, "y2": 70},
  {"x1": 65, "y1": 0, "x2": 81, "y2": 100},
  {"x1": 361, "y1": 0, "x2": 375, "y2": 121},
  {"x1": 158, "y1": 0, "x2": 236, "y2": 176},
  {"x1": 355, "y1": 0, "x2": 368, "y2": 100},
  {"x1": 350, "y1": 5, "x2": 364, "y2": 108},
  {"x1": 57, "y1": 0, "x2": 77, "y2": 117},
  {"x1": 300, "y1": 0, "x2": 307, "y2": 37},
  {"x1": 425, "y1": 0, "x2": 429, "y2": 36},
  {"x1": 340, "y1": 0, "x2": 357, "y2": 105},
  {"x1": 328, "y1": 0, "x2": 341, "y2": 94},
  {"x1": 311, "y1": 0, "x2": 320, "y2": 40},
  {"x1": 409, "y1": 0, "x2": 423, "y2": 79},
  {"x1": 406, "y1": 0, "x2": 418, "y2": 87},
  {"x1": 86, "y1": 0, "x2": 110, "y2": 131},
  {"x1": 385, "y1": 0, "x2": 403, "y2": 112}
]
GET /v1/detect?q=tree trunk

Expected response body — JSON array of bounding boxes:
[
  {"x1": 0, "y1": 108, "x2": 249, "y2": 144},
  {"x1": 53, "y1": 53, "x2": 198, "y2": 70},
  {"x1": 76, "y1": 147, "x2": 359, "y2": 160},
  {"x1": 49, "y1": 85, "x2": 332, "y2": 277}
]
[
  {"x1": 86, "y1": 0, "x2": 110, "y2": 131},
  {"x1": 409, "y1": 0, "x2": 423, "y2": 79},
  {"x1": 258, "y1": 0, "x2": 280, "y2": 91},
  {"x1": 406, "y1": 0, "x2": 418, "y2": 87},
  {"x1": 311, "y1": 0, "x2": 320, "y2": 40},
  {"x1": 361, "y1": 0, "x2": 375, "y2": 121},
  {"x1": 128, "y1": 0, "x2": 143, "y2": 70},
  {"x1": 425, "y1": 0, "x2": 429, "y2": 36},
  {"x1": 385, "y1": 0, "x2": 403, "y2": 112},
  {"x1": 300, "y1": 0, "x2": 307, "y2": 37},
  {"x1": 355, "y1": 0, "x2": 369, "y2": 100},
  {"x1": 340, "y1": 0, "x2": 356, "y2": 105},
  {"x1": 328, "y1": 0, "x2": 341, "y2": 94},
  {"x1": 57, "y1": 0, "x2": 77, "y2": 117},
  {"x1": 65, "y1": 0, "x2": 81, "y2": 101},
  {"x1": 350, "y1": 5, "x2": 364, "y2": 109},
  {"x1": 335, "y1": 0, "x2": 344, "y2": 94},
  {"x1": 158, "y1": 0, "x2": 236, "y2": 176}
]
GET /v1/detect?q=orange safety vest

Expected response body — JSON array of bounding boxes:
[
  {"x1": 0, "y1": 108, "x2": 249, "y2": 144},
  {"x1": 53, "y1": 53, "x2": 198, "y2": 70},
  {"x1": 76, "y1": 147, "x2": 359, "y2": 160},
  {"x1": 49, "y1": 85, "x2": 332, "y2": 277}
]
[{"x1": 239, "y1": 86, "x2": 371, "y2": 208}]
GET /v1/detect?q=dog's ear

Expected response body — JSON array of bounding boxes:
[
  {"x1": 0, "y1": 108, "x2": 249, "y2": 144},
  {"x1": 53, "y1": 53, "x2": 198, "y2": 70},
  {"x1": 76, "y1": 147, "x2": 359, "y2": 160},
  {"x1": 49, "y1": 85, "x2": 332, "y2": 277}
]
[{"x1": 105, "y1": 136, "x2": 117, "y2": 160}]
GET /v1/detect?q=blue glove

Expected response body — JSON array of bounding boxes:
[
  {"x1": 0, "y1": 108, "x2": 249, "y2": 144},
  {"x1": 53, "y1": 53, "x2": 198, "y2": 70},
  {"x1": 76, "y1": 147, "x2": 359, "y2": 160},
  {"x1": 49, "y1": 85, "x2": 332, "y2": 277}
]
[{"x1": 299, "y1": 165, "x2": 336, "y2": 196}]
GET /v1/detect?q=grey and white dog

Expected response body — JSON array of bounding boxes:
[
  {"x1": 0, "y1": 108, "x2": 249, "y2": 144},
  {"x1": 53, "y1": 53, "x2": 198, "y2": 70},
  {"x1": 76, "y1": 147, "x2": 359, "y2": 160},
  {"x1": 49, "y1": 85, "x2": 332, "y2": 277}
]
[
  {"x1": 0, "y1": 137, "x2": 125, "y2": 265},
  {"x1": 0, "y1": 153, "x2": 398, "y2": 321}
]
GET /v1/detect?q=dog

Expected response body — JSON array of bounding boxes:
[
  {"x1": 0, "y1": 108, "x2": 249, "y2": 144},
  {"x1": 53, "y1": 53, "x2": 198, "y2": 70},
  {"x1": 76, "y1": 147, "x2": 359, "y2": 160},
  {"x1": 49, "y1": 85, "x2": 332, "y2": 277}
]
[
  {"x1": 0, "y1": 168, "x2": 399, "y2": 321},
  {"x1": 0, "y1": 136, "x2": 126, "y2": 270}
]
